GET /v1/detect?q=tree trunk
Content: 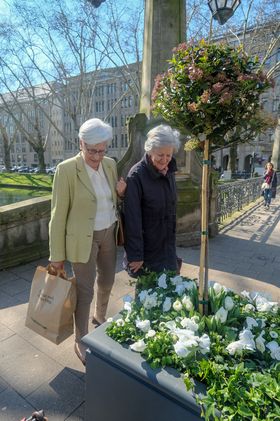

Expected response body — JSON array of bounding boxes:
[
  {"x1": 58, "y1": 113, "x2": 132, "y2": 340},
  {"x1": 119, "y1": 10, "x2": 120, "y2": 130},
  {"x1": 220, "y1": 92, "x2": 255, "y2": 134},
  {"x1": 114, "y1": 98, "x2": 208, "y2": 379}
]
[
  {"x1": 229, "y1": 144, "x2": 237, "y2": 173},
  {"x1": 198, "y1": 138, "x2": 210, "y2": 316},
  {"x1": 0, "y1": 126, "x2": 12, "y2": 171}
]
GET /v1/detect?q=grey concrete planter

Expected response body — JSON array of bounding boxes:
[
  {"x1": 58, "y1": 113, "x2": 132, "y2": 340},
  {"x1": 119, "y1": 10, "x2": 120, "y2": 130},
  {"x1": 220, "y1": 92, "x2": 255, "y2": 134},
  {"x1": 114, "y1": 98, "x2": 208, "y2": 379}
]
[{"x1": 82, "y1": 321, "x2": 205, "y2": 421}]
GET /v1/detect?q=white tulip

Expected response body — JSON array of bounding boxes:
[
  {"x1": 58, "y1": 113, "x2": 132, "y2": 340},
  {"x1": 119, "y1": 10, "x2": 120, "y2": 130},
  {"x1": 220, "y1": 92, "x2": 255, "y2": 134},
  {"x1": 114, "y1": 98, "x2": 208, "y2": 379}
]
[
  {"x1": 136, "y1": 319, "x2": 151, "y2": 333},
  {"x1": 212, "y1": 282, "x2": 223, "y2": 294},
  {"x1": 182, "y1": 295, "x2": 194, "y2": 312},
  {"x1": 124, "y1": 301, "x2": 132, "y2": 312},
  {"x1": 180, "y1": 318, "x2": 198, "y2": 332},
  {"x1": 130, "y1": 339, "x2": 146, "y2": 352},
  {"x1": 146, "y1": 329, "x2": 156, "y2": 338},
  {"x1": 244, "y1": 304, "x2": 255, "y2": 312},
  {"x1": 255, "y1": 334, "x2": 266, "y2": 353},
  {"x1": 174, "y1": 341, "x2": 191, "y2": 358},
  {"x1": 224, "y1": 296, "x2": 234, "y2": 311},
  {"x1": 173, "y1": 299, "x2": 183, "y2": 312},
  {"x1": 215, "y1": 307, "x2": 228, "y2": 323},
  {"x1": 245, "y1": 317, "x2": 258, "y2": 330}
]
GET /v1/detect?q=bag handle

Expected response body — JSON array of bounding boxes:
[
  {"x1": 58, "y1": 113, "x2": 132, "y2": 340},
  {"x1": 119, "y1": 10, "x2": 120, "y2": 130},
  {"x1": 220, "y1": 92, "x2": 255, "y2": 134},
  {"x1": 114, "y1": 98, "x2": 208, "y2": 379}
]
[{"x1": 46, "y1": 264, "x2": 67, "y2": 280}]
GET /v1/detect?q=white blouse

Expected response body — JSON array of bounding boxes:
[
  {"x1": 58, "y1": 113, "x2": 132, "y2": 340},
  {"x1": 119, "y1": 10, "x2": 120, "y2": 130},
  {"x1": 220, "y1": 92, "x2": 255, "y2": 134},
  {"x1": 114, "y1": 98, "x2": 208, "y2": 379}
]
[{"x1": 85, "y1": 162, "x2": 117, "y2": 231}]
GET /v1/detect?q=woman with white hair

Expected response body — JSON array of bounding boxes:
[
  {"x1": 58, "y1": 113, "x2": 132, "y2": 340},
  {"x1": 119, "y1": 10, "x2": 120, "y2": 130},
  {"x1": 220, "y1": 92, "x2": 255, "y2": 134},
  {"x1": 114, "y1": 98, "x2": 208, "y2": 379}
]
[
  {"x1": 49, "y1": 118, "x2": 126, "y2": 365},
  {"x1": 124, "y1": 124, "x2": 181, "y2": 277}
]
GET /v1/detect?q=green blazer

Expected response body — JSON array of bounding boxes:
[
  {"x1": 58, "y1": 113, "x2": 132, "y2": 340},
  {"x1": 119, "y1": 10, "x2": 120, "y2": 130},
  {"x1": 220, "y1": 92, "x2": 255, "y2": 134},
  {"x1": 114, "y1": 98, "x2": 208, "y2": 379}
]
[{"x1": 49, "y1": 152, "x2": 118, "y2": 263}]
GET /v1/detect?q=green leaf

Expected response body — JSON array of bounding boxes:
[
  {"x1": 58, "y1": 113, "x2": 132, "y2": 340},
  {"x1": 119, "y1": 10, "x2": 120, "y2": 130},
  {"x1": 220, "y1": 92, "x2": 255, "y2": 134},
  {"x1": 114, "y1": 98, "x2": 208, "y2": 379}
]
[{"x1": 237, "y1": 404, "x2": 254, "y2": 417}]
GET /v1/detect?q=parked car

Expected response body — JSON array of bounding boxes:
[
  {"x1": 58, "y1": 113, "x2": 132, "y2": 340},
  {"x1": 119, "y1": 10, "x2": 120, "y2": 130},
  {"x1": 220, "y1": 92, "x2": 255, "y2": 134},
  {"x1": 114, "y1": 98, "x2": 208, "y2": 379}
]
[
  {"x1": 17, "y1": 166, "x2": 30, "y2": 173},
  {"x1": 10, "y1": 165, "x2": 20, "y2": 172},
  {"x1": 46, "y1": 166, "x2": 56, "y2": 174}
]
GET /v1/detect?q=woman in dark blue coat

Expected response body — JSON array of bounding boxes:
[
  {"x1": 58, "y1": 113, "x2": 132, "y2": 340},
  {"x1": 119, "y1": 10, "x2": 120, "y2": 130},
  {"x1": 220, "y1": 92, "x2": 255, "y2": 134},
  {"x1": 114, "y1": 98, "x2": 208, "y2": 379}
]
[{"x1": 124, "y1": 124, "x2": 181, "y2": 277}]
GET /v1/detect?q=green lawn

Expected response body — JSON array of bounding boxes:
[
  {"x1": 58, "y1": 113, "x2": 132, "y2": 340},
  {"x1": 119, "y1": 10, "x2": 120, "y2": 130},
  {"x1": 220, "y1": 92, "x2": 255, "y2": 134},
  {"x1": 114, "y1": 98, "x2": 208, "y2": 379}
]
[{"x1": 0, "y1": 172, "x2": 53, "y2": 189}]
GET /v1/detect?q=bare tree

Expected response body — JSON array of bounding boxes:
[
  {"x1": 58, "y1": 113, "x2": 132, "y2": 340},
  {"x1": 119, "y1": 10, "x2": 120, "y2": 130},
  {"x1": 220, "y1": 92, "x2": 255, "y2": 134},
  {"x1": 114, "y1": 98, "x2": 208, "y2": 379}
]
[{"x1": 0, "y1": 0, "x2": 144, "y2": 168}]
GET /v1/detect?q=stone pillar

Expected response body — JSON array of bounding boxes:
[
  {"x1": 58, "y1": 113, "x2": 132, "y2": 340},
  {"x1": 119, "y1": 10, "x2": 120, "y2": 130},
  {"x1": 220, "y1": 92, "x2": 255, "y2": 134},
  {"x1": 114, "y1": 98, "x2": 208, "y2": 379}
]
[
  {"x1": 117, "y1": 0, "x2": 218, "y2": 246},
  {"x1": 271, "y1": 117, "x2": 280, "y2": 170},
  {"x1": 140, "y1": 0, "x2": 186, "y2": 117}
]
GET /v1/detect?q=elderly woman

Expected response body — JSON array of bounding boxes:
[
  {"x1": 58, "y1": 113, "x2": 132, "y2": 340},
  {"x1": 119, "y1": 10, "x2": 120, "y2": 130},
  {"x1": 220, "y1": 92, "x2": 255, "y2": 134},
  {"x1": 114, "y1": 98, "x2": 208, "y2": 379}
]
[
  {"x1": 123, "y1": 124, "x2": 181, "y2": 277},
  {"x1": 49, "y1": 118, "x2": 126, "y2": 365}
]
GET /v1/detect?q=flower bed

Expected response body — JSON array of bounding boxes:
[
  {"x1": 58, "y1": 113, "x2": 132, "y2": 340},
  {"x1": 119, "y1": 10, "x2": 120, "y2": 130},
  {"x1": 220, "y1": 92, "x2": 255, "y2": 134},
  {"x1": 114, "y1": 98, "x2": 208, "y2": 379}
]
[{"x1": 106, "y1": 272, "x2": 280, "y2": 420}]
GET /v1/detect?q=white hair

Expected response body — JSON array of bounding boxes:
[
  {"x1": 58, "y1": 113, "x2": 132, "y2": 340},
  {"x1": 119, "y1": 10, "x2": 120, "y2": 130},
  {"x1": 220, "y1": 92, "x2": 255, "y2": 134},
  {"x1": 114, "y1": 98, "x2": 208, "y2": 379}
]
[
  {"x1": 78, "y1": 118, "x2": 112, "y2": 145},
  {"x1": 144, "y1": 124, "x2": 181, "y2": 153}
]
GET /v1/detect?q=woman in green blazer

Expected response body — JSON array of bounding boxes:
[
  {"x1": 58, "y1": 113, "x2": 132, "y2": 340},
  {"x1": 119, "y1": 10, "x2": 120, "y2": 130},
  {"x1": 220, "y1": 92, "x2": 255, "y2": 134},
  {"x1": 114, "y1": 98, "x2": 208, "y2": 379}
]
[{"x1": 49, "y1": 118, "x2": 126, "y2": 365}]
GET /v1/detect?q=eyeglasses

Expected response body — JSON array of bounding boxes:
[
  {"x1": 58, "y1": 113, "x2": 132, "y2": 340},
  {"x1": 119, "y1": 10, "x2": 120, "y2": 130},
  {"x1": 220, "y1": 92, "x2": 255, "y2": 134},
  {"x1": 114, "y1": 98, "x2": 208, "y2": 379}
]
[{"x1": 83, "y1": 145, "x2": 107, "y2": 156}]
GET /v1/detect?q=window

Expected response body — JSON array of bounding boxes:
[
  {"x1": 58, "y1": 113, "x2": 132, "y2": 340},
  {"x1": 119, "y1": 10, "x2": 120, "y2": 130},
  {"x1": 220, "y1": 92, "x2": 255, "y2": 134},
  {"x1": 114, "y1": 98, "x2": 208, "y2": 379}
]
[
  {"x1": 272, "y1": 98, "x2": 279, "y2": 112},
  {"x1": 121, "y1": 134, "x2": 128, "y2": 147}
]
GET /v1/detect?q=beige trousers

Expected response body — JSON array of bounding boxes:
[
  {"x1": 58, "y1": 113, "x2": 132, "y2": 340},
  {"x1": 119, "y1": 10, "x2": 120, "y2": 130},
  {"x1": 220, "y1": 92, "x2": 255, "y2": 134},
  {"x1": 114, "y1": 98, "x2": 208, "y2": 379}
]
[{"x1": 72, "y1": 223, "x2": 116, "y2": 343}]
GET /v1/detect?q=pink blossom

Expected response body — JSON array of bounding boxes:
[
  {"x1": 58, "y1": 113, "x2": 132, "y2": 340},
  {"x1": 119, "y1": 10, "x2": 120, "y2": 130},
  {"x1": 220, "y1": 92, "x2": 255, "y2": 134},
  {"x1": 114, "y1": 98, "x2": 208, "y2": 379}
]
[
  {"x1": 200, "y1": 90, "x2": 210, "y2": 103},
  {"x1": 187, "y1": 102, "x2": 198, "y2": 112},
  {"x1": 218, "y1": 92, "x2": 233, "y2": 104},
  {"x1": 188, "y1": 66, "x2": 204, "y2": 81},
  {"x1": 212, "y1": 82, "x2": 224, "y2": 94}
]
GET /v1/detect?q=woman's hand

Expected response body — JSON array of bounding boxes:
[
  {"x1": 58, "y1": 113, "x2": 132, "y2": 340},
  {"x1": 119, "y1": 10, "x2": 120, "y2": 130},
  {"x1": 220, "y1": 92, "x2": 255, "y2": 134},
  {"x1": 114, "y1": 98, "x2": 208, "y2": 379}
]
[
  {"x1": 50, "y1": 261, "x2": 64, "y2": 271},
  {"x1": 129, "y1": 260, "x2": 144, "y2": 273},
  {"x1": 116, "y1": 177, "x2": 126, "y2": 198}
]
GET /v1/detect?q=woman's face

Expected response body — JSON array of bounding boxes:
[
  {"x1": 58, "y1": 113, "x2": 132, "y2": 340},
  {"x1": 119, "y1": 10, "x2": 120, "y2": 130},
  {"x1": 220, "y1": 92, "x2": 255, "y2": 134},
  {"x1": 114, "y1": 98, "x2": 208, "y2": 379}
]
[
  {"x1": 149, "y1": 146, "x2": 174, "y2": 172},
  {"x1": 81, "y1": 141, "x2": 107, "y2": 169},
  {"x1": 267, "y1": 163, "x2": 273, "y2": 171}
]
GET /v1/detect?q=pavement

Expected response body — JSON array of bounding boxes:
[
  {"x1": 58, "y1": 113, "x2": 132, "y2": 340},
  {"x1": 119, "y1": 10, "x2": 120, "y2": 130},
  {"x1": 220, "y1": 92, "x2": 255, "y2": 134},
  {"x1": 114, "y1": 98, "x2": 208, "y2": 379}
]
[{"x1": 0, "y1": 196, "x2": 280, "y2": 421}]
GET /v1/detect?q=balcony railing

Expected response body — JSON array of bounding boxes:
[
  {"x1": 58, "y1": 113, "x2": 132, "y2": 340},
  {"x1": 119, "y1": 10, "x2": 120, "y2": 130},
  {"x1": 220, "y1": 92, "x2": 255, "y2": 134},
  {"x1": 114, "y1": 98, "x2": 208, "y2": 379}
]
[{"x1": 216, "y1": 176, "x2": 263, "y2": 224}]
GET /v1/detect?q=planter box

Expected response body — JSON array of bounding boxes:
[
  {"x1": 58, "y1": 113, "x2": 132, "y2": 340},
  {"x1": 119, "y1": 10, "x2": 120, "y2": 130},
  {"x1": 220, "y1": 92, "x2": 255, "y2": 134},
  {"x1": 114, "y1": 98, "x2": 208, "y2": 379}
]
[{"x1": 82, "y1": 321, "x2": 205, "y2": 421}]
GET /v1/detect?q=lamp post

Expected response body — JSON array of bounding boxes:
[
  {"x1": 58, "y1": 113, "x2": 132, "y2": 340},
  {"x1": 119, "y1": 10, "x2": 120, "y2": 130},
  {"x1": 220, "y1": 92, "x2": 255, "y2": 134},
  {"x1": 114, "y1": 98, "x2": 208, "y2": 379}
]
[{"x1": 208, "y1": 0, "x2": 241, "y2": 25}]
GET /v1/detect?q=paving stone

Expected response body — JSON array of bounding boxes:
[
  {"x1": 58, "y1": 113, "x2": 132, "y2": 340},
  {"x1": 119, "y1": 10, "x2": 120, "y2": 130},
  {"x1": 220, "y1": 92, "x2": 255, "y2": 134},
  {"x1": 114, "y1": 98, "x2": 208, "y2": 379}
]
[
  {"x1": 0, "y1": 377, "x2": 8, "y2": 394},
  {"x1": 0, "y1": 323, "x2": 15, "y2": 342},
  {"x1": 0, "y1": 291, "x2": 18, "y2": 310},
  {"x1": 27, "y1": 367, "x2": 85, "y2": 421},
  {"x1": 18, "y1": 268, "x2": 38, "y2": 283},
  {"x1": 0, "y1": 196, "x2": 279, "y2": 421},
  {"x1": 0, "y1": 335, "x2": 63, "y2": 398},
  {"x1": 65, "y1": 402, "x2": 85, "y2": 421},
  {"x1": 0, "y1": 271, "x2": 19, "y2": 284},
  {"x1": 8, "y1": 263, "x2": 35, "y2": 276},
  {"x1": 0, "y1": 277, "x2": 31, "y2": 297},
  {"x1": 0, "y1": 387, "x2": 35, "y2": 421},
  {"x1": 0, "y1": 302, "x2": 29, "y2": 329}
]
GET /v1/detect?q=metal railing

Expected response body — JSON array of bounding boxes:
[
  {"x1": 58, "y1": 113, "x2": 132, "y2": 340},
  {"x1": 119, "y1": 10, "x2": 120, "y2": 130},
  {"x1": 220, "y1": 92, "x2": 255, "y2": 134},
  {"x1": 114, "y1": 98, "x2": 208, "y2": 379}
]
[{"x1": 216, "y1": 176, "x2": 263, "y2": 224}]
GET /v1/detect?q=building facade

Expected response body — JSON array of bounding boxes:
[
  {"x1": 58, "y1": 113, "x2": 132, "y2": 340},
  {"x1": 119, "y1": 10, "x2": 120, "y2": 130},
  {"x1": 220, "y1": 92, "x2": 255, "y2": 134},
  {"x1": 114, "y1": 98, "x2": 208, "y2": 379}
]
[
  {"x1": 0, "y1": 63, "x2": 140, "y2": 168},
  {"x1": 213, "y1": 24, "x2": 280, "y2": 176},
  {"x1": 0, "y1": 28, "x2": 279, "y2": 173}
]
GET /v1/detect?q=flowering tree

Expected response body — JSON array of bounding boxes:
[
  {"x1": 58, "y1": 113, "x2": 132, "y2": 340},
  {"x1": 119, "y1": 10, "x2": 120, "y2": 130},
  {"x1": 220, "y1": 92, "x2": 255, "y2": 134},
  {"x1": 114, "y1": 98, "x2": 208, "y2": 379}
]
[{"x1": 152, "y1": 40, "x2": 274, "y2": 315}]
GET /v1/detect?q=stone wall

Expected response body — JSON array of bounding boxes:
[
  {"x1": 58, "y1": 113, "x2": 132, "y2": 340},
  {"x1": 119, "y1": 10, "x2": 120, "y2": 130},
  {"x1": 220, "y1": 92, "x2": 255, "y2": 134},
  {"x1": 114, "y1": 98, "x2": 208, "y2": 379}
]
[{"x1": 0, "y1": 196, "x2": 51, "y2": 270}]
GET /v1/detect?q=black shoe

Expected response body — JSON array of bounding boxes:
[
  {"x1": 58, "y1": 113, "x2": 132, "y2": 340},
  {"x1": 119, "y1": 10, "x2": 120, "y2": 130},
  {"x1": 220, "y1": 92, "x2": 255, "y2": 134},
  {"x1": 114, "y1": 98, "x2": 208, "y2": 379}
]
[{"x1": 91, "y1": 317, "x2": 101, "y2": 327}]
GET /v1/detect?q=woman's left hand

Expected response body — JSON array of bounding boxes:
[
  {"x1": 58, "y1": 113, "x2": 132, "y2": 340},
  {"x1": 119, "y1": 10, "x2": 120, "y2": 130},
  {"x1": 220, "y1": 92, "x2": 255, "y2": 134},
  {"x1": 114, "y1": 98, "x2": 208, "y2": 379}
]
[
  {"x1": 116, "y1": 177, "x2": 127, "y2": 198},
  {"x1": 129, "y1": 260, "x2": 144, "y2": 273}
]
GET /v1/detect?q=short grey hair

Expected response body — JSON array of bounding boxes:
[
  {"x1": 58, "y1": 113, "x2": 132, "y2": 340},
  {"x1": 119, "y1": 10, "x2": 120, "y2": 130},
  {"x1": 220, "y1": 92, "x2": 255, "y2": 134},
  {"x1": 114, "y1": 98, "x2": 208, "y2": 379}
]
[{"x1": 144, "y1": 124, "x2": 181, "y2": 153}]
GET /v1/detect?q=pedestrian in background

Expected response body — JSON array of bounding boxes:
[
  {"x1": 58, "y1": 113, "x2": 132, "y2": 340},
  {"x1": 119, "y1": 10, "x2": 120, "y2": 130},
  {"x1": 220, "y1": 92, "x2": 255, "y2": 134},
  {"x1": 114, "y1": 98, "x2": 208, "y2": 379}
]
[
  {"x1": 49, "y1": 118, "x2": 126, "y2": 365},
  {"x1": 123, "y1": 124, "x2": 182, "y2": 277},
  {"x1": 263, "y1": 162, "x2": 277, "y2": 210}
]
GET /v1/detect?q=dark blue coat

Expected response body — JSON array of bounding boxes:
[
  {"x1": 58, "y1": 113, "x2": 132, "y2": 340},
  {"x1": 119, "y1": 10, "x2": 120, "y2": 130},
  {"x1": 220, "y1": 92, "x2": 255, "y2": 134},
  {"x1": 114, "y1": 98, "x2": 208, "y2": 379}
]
[{"x1": 124, "y1": 153, "x2": 178, "y2": 274}]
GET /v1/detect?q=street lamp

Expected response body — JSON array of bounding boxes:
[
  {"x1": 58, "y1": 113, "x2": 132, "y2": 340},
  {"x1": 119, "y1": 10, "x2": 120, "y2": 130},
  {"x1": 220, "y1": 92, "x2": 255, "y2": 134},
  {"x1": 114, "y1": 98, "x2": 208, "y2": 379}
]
[
  {"x1": 208, "y1": 0, "x2": 241, "y2": 25},
  {"x1": 86, "y1": 0, "x2": 105, "y2": 7}
]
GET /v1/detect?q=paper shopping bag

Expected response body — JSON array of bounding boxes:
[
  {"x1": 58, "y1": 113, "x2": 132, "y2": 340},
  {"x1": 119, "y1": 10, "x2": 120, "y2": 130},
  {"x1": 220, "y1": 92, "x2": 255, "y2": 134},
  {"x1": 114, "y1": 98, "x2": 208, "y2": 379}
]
[{"x1": 25, "y1": 265, "x2": 76, "y2": 345}]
